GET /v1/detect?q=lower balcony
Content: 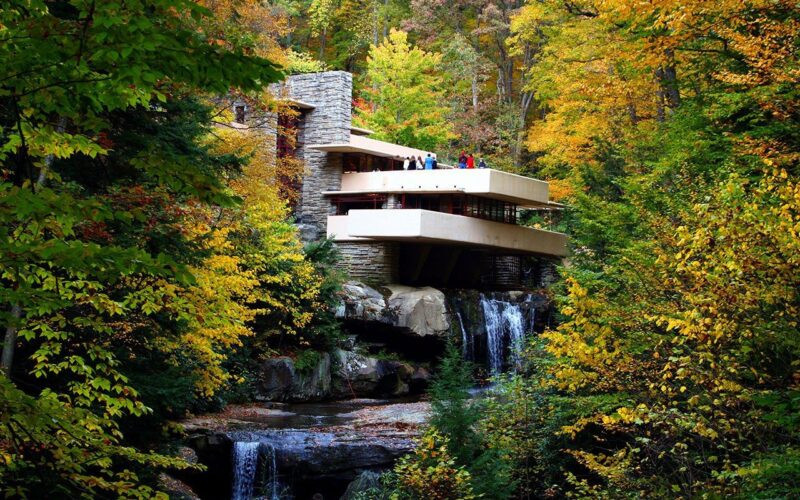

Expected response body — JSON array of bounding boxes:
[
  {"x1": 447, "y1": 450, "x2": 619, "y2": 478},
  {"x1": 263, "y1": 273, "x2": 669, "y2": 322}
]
[{"x1": 327, "y1": 209, "x2": 567, "y2": 257}]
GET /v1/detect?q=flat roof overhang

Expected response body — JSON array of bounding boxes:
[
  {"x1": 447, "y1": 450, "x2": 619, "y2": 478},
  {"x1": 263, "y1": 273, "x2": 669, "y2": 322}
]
[
  {"x1": 324, "y1": 169, "x2": 554, "y2": 208},
  {"x1": 350, "y1": 126, "x2": 375, "y2": 136},
  {"x1": 284, "y1": 98, "x2": 315, "y2": 109},
  {"x1": 327, "y1": 209, "x2": 568, "y2": 257},
  {"x1": 308, "y1": 134, "x2": 437, "y2": 162}
]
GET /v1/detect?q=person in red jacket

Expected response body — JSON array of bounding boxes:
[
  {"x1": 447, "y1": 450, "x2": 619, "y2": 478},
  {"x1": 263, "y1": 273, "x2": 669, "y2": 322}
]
[{"x1": 466, "y1": 153, "x2": 475, "y2": 168}]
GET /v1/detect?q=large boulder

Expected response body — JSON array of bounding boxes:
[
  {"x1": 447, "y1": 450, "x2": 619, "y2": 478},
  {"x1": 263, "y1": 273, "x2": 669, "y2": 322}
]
[
  {"x1": 257, "y1": 353, "x2": 332, "y2": 402},
  {"x1": 331, "y1": 349, "x2": 381, "y2": 397},
  {"x1": 409, "y1": 365, "x2": 432, "y2": 392},
  {"x1": 331, "y1": 350, "x2": 424, "y2": 398},
  {"x1": 337, "y1": 281, "x2": 451, "y2": 338},
  {"x1": 258, "y1": 350, "x2": 429, "y2": 401},
  {"x1": 295, "y1": 352, "x2": 332, "y2": 400},
  {"x1": 385, "y1": 285, "x2": 449, "y2": 337},
  {"x1": 336, "y1": 281, "x2": 391, "y2": 323},
  {"x1": 258, "y1": 357, "x2": 295, "y2": 401}
]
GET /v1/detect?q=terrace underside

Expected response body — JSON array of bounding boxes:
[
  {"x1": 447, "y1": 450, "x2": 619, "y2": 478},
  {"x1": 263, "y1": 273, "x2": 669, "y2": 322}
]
[
  {"x1": 334, "y1": 238, "x2": 558, "y2": 289},
  {"x1": 395, "y1": 242, "x2": 557, "y2": 289}
]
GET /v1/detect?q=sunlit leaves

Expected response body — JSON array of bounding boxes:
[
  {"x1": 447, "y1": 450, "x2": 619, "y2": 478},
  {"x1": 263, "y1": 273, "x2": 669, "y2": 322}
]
[
  {"x1": 355, "y1": 29, "x2": 456, "y2": 151},
  {"x1": 510, "y1": 0, "x2": 800, "y2": 495}
]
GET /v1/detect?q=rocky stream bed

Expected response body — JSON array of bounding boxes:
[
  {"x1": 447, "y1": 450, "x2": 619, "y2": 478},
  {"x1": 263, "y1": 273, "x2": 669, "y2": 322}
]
[{"x1": 176, "y1": 399, "x2": 430, "y2": 499}]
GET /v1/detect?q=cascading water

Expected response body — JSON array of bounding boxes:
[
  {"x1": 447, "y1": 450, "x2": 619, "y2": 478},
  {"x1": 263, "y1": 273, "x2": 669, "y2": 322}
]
[
  {"x1": 231, "y1": 442, "x2": 283, "y2": 500},
  {"x1": 478, "y1": 294, "x2": 534, "y2": 374},
  {"x1": 480, "y1": 295, "x2": 506, "y2": 375},
  {"x1": 264, "y1": 444, "x2": 281, "y2": 500},
  {"x1": 502, "y1": 302, "x2": 525, "y2": 370},
  {"x1": 456, "y1": 311, "x2": 473, "y2": 361},
  {"x1": 232, "y1": 441, "x2": 260, "y2": 500}
]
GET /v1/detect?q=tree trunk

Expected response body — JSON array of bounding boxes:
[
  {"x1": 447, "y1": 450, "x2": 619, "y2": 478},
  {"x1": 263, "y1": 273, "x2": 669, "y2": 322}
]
[
  {"x1": 662, "y1": 63, "x2": 680, "y2": 109},
  {"x1": 1, "y1": 304, "x2": 21, "y2": 376},
  {"x1": 319, "y1": 28, "x2": 327, "y2": 60},
  {"x1": 472, "y1": 74, "x2": 479, "y2": 113},
  {"x1": 373, "y1": 1, "x2": 379, "y2": 45},
  {"x1": 3, "y1": 111, "x2": 61, "y2": 375},
  {"x1": 655, "y1": 49, "x2": 680, "y2": 120},
  {"x1": 382, "y1": 0, "x2": 388, "y2": 40},
  {"x1": 513, "y1": 91, "x2": 534, "y2": 167}
]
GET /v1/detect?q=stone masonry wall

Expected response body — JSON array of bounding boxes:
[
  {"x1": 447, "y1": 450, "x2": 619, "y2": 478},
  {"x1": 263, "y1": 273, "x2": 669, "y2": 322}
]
[
  {"x1": 282, "y1": 72, "x2": 352, "y2": 240},
  {"x1": 336, "y1": 242, "x2": 398, "y2": 283}
]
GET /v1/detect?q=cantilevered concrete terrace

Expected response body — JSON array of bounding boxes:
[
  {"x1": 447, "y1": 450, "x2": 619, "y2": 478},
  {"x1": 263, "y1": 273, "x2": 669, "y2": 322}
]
[
  {"x1": 324, "y1": 168, "x2": 554, "y2": 208},
  {"x1": 328, "y1": 209, "x2": 567, "y2": 257}
]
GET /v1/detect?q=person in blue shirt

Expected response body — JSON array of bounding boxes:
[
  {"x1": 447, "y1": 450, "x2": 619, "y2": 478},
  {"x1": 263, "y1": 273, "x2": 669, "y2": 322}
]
[{"x1": 424, "y1": 153, "x2": 434, "y2": 170}]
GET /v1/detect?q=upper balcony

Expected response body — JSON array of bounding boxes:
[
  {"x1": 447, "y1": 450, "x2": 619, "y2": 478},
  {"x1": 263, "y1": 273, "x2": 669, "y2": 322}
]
[
  {"x1": 326, "y1": 168, "x2": 552, "y2": 208},
  {"x1": 310, "y1": 134, "x2": 556, "y2": 208}
]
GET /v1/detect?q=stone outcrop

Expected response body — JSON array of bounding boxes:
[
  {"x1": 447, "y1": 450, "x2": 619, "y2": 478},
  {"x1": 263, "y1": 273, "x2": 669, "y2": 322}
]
[
  {"x1": 256, "y1": 349, "x2": 431, "y2": 402},
  {"x1": 336, "y1": 281, "x2": 391, "y2": 323},
  {"x1": 331, "y1": 350, "x2": 421, "y2": 398},
  {"x1": 258, "y1": 354, "x2": 331, "y2": 402},
  {"x1": 336, "y1": 281, "x2": 450, "y2": 337},
  {"x1": 331, "y1": 349, "x2": 382, "y2": 397},
  {"x1": 385, "y1": 284, "x2": 449, "y2": 337}
]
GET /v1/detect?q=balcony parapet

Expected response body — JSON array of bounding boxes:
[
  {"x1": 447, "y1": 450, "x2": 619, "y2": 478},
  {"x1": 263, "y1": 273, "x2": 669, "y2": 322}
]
[
  {"x1": 324, "y1": 169, "x2": 552, "y2": 208},
  {"x1": 327, "y1": 209, "x2": 567, "y2": 257}
]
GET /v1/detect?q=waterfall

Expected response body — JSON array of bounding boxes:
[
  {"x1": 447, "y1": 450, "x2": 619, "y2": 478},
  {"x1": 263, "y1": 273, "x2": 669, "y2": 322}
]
[
  {"x1": 264, "y1": 444, "x2": 280, "y2": 500},
  {"x1": 478, "y1": 294, "x2": 534, "y2": 374},
  {"x1": 232, "y1": 442, "x2": 282, "y2": 500},
  {"x1": 480, "y1": 295, "x2": 505, "y2": 375},
  {"x1": 456, "y1": 311, "x2": 473, "y2": 361},
  {"x1": 503, "y1": 303, "x2": 525, "y2": 369},
  {"x1": 232, "y1": 442, "x2": 260, "y2": 500}
]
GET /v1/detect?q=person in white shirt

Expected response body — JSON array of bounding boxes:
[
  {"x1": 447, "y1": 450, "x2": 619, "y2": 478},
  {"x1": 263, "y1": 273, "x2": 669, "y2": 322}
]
[{"x1": 403, "y1": 156, "x2": 410, "y2": 170}]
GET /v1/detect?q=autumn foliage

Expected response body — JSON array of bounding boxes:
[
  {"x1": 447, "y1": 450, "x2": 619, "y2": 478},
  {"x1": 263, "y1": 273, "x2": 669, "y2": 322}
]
[
  {"x1": 491, "y1": 0, "x2": 800, "y2": 497},
  {"x1": 0, "y1": 0, "x2": 332, "y2": 496}
]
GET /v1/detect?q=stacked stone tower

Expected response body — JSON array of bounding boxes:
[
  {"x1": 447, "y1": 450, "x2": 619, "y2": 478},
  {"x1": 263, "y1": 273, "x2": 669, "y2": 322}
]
[{"x1": 280, "y1": 72, "x2": 352, "y2": 241}]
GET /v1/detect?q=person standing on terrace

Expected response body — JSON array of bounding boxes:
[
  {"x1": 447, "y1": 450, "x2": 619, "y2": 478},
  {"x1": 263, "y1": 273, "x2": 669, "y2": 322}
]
[
  {"x1": 416, "y1": 155, "x2": 424, "y2": 169},
  {"x1": 432, "y1": 154, "x2": 438, "y2": 169},
  {"x1": 409, "y1": 156, "x2": 417, "y2": 170},
  {"x1": 478, "y1": 157, "x2": 487, "y2": 169},
  {"x1": 467, "y1": 153, "x2": 475, "y2": 168},
  {"x1": 458, "y1": 151, "x2": 467, "y2": 169},
  {"x1": 424, "y1": 153, "x2": 434, "y2": 170},
  {"x1": 403, "y1": 156, "x2": 410, "y2": 170}
]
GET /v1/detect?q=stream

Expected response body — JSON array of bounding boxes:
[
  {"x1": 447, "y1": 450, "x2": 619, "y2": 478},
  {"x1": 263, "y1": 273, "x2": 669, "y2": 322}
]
[{"x1": 183, "y1": 398, "x2": 429, "y2": 500}]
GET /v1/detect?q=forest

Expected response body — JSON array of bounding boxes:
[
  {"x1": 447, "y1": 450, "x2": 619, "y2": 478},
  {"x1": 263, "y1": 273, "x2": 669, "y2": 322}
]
[{"x1": 1, "y1": 0, "x2": 798, "y2": 498}]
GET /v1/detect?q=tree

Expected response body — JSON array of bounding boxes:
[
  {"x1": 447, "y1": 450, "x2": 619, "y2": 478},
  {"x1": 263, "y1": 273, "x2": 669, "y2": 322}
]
[
  {"x1": 0, "y1": 0, "x2": 282, "y2": 495},
  {"x1": 424, "y1": 344, "x2": 515, "y2": 499},
  {"x1": 355, "y1": 29, "x2": 455, "y2": 151},
  {"x1": 503, "y1": 0, "x2": 800, "y2": 496}
]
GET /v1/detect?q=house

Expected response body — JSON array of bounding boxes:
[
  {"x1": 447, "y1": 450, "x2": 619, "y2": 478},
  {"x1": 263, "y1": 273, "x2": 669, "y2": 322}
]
[{"x1": 271, "y1": 71, "x2": 567, "y2": 289}]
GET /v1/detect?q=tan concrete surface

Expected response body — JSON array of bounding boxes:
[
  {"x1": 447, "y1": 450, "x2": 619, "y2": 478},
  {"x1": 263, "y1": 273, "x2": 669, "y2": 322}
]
[
  {"x1": 327, "y1": 209, "x2": 568, "y2": 257},
  {"x1": 327, "y1": 169, "x2": 550, "y2": 207}
]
